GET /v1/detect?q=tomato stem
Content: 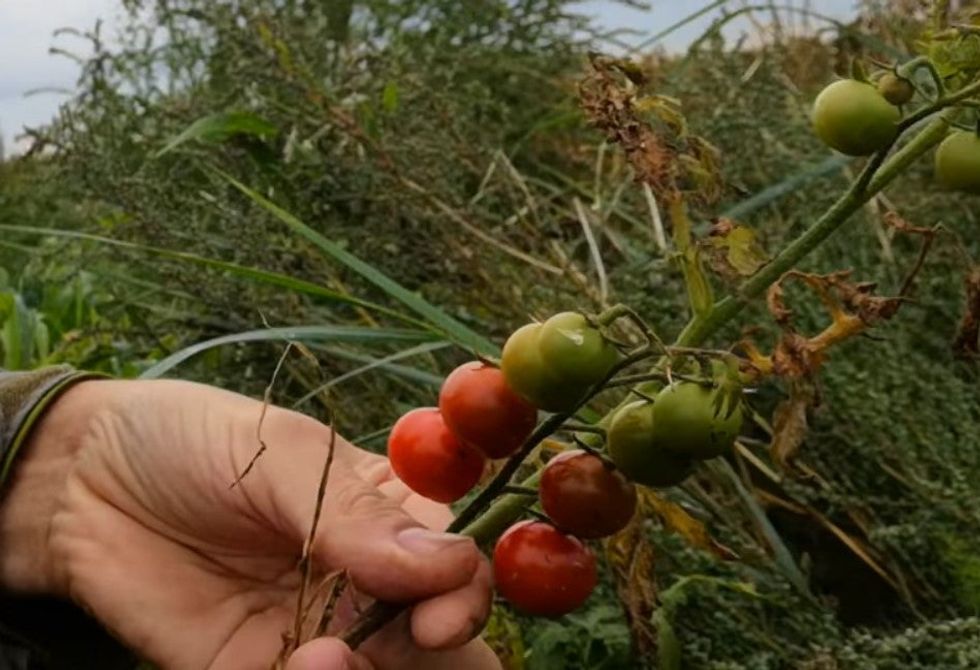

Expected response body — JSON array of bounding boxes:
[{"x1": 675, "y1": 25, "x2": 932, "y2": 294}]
[
  {"x1": 896, "y1": 55, "x2": 945, "y2": 99},
  {"x1": 560, "y1": 423, "x2": 607, "y2": 437},
  {"x1": 501, "y1": 485, "x2": 539, "y2": 496}
]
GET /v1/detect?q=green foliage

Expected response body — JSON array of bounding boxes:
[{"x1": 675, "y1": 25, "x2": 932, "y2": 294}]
[{"x1": 522, "y1": 599, "x2": 632, "y2": 670}]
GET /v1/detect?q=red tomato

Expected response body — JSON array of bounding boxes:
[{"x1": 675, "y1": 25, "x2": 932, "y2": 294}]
[
  {"x1": 387, "y1": 408, "x2": 485, "y2": 503},
  {"x1": 492, "y1": 520, "x2": 597, "y2": 617},
  {"x1": 439, "y1": 361, "x2": 538, "y2": 459},
  {"x1": 539, "y1": 450, "x2": 637, "y2": 539}
]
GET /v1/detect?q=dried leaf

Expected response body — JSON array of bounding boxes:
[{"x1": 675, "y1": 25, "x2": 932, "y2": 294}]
[
  {"x1": 953, "y1": 266, "x2": 980, "y2": 358},
  {"x1": 766, "y1": 281, "x2": 793, "y2": 324},
  {"x1": 726, "y1": 226, "x2": 769, "y2": 275},
  {"x1": 770, "y1": 379, "x2": 816, "y2": 468},
  {"x1": 579, "y1": 54, "x2": 727, "y2": 208},
  {"x1": 704, "y1": 219, "x2": 769, "y2": 279},
  {"x1": 605, "y1": 511, "x2": 658, "y2": 658},
  {"x1": 645, "y1": 491, "x2": 739, "y2": 560}
]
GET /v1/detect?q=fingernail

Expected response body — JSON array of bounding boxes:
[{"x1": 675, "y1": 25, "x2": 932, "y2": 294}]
[{"x1": 396, "y1": 527, "x2": 472, "y2": 554}]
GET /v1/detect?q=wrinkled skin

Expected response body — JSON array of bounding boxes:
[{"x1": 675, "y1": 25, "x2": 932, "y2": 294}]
[{"x1": 0, "y1": 379, "x2": 501, "y2": 670}]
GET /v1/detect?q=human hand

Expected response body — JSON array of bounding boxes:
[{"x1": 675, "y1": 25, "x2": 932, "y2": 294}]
[{"x1": 0, "y1": 379, "x2": 500, "y2": 670}]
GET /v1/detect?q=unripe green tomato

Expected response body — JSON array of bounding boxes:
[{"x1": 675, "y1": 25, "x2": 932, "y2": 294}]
[
  {"x1": 537, "y1": 312, "x2": 619, "y2": 388},
  {"x1": 935, "y1": 131, "x2": 980, "y2": 194},
  {"x1": 607, "y1": 400, "x2": 695, "y2": 488},
  {"x1": 812, "y1": 79, "x2": 900, "y2": 156},
  {"x1": 651, "y1": 383, "x2": 743, "y2": 460},
  {"x1": 877, "y1": 72, "x2": 915, "y2": 106},
  {"x1": 501, "y1": 323, "x2": 584, "y2": 413}
]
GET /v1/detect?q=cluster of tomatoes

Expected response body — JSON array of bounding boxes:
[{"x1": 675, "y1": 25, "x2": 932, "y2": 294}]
[
  {"x1": 812, "y1": 73, "x2": 980, "y2": 193},
  {"x1": 387, "y1": 312, "x2": 745, "y2": 618}
]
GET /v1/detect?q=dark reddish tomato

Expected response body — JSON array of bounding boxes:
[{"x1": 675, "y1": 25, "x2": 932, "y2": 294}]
[
  {"x1": 388, "y1": 408, "x2": 486, "y2": 503},
  {"x1": 539, "y1": 450, "x2": 637, "y2": 539},
  {"x1": 439, "y1": 361, "x2": 538, "y2": 459},
  {"x1": 493, "y1": 520, "x2": 597, "y2": 617}
]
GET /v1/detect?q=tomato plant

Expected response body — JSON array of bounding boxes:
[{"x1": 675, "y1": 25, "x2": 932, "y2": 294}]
[
  {"x1": 387, "y1": 408, "x2": 486, "y2": 503},
  {"x1": 812, "y1": 79, "x2": 900, "y2": 156},
  {"x1": 607, "y1": 400, "x2": 695, "y2": 488},
  {"x1": 492, "y1": 520, "x2": 597, "y2": 617},
  {"x1": 652, "y1": 382, "x2": 743, "y2": 460},
  {"x1": 539, "y1": 449, "x2": 637, "y2": 539},
  {"x1": 439, "y1": 361, "x2": 538, "y2": 459},
  {"x1": 935, "y1": 130, "x2": 980, "y2": 194}
]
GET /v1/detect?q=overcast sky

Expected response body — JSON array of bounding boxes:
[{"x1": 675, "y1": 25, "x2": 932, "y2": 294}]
[{"x1": 0, "y1": 1, "x2": 858, "y2": 153}]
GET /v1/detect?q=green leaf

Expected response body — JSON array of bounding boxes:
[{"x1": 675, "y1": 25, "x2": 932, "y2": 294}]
[
  {"x1": 929, "y1": 33, "x2": 980, "y2": 77},
  {"x1": 681, "y1": 249, "x2": 715, "y2": 317},
  {"x1": 0, "y1": 291, "x2": 37, "y2": 370},
  {"x1": 219, "y1": 172, "x2": 498, "y2": 354},
  {"x1": 140, "y1": 325, "x2": 441, "y2": 379},
  {"x1": 653, "y1": 610, "x2": 682, "y2": 670},
  {"x1": 382, "y1": 81, "x2": 400, "y2": 114},
  {"x1": 156, "y1": 111, "x2": 278, "y2": 157}
]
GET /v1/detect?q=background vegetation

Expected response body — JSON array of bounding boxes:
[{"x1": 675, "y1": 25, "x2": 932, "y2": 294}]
[{"x1": 2, "y1": 1, "x2": 979, "y2": 668}]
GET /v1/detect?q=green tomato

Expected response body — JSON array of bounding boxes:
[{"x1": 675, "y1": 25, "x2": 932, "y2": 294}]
[
  {"x1": 537, "y1": 312, "x2": 619, "y2": 388},
  {"x1": 812, "y1": 79, "x2": 900, "y2": 156},
  {"x1": 935, "y1": 131, "x2": 980, "y2": 194},
  {"x1": 651, "y1": 382, "x2": 743, "y2": 460},
  {"x1": 607, "y1": 400, "x2": 695, "y2": 488},
  {"x1": 877, "y1": 72, "x2": 915, "y2": 106},
  {"x1": 501, "y1": 323, "x2": 584, "y2": 413}
]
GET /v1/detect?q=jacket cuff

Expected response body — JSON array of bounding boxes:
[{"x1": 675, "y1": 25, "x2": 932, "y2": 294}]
[{"x1": 0, "y1": 368, "x2": 109, "y2": 490}]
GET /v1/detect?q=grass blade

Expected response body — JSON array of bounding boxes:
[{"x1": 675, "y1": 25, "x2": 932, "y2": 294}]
[
  {"x1": 219, "y1": 171, "x2": 498, "y2": 354},
  {"x1": 711, "y1": 459, "x2": 816, "y2": 603},
  {"x1": 292, "y1": 341, "x2": 450, "y2": 407},
  {"x1": 140, "y1": 325, "x2": 439, "y2": 379},
  {"x1": 721, "y1": 155, "x2": 851, "y2": 220}
]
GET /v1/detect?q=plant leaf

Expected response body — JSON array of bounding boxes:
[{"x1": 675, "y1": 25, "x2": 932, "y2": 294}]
[
  {"x1": 382, "y1": 81, "x2": 400, "y2": 114},
  {"x1": 156, "y1": 111, "x2": 278, "y2": 157}
]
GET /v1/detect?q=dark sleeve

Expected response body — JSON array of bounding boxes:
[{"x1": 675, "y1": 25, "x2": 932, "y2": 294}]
[
  {"x1": 0, "y1": 367, "x2": 104, "y2": 491},
  {"x1": 0, "y1": 368, "x2": 137, "y2": 669}
]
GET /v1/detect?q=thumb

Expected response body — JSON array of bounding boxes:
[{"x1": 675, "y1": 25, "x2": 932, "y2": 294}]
[
  {"x1": 286, "y1": 638, "x2": 373, "y2": 670},
  {"x1": 316, "y1": 473, "x2": 481, "y2": 602},
  {"x1": 262, "y1": 424, "x2": 481, "y2": 603}
]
